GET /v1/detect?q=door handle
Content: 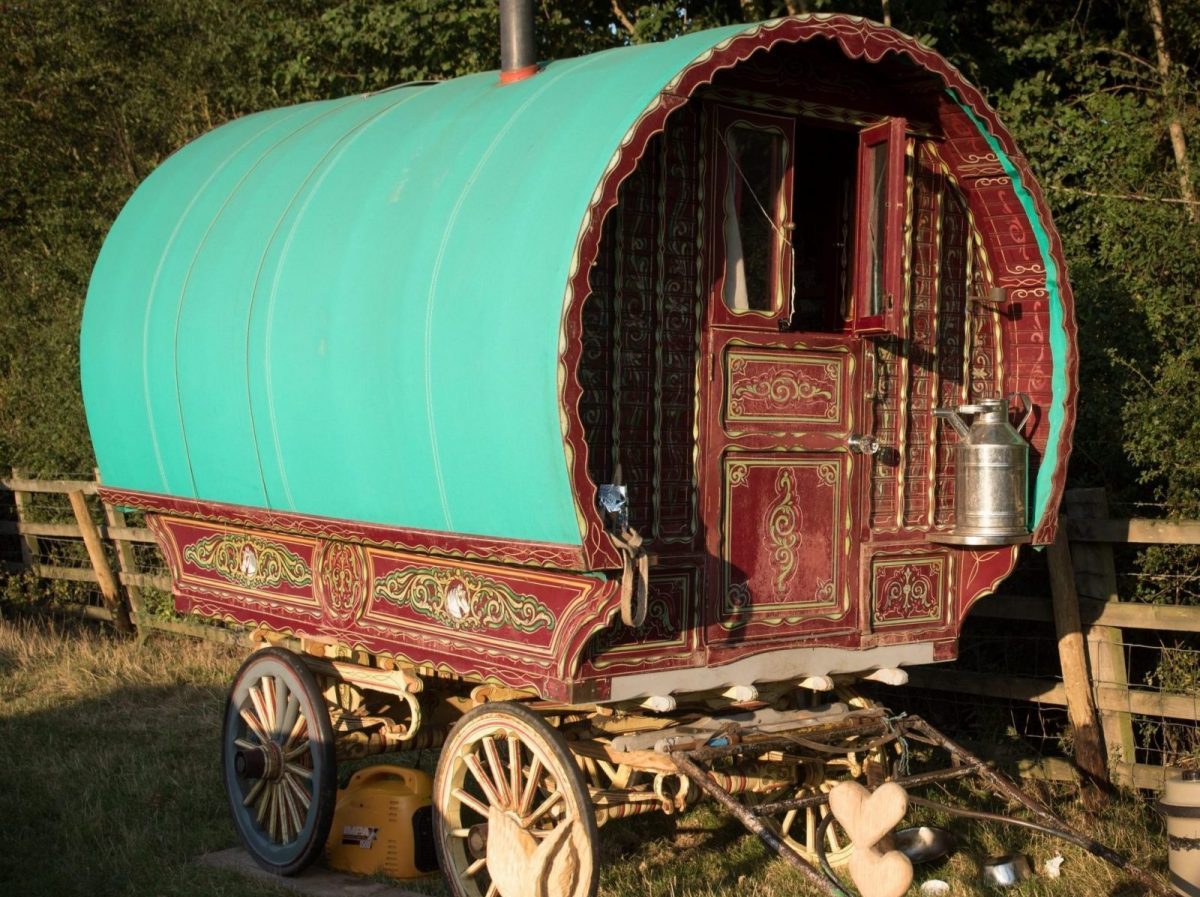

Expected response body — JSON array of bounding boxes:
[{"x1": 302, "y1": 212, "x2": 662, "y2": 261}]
[{"x1": 848, "y1": 434, "x2": 880, "y2": 455}]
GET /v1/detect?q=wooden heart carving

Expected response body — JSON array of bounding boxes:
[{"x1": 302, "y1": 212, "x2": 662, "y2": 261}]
[
  {"x1": 828, "y1": 780, "x2": 908, "y2": 850},
  {"x1": 486, "y1": 806, "x2": 591, "y2": 897},
  {"x1": 848, "y1": 844, "x2": 914, "y2": 897}
]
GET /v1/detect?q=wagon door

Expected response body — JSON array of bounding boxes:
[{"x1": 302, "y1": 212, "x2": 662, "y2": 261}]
[{"x1": 701, "y1": 106, "x2": 899, "y2": 649}]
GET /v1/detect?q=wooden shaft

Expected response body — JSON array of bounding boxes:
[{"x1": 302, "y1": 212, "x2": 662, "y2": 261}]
[
  {"x1": 1047, "y1": 519, "x2": 1109, "y2": 799},
  {"x1": 670, "y1": 751, "x2": 848, "y2": 897},
  {"x1": 68, "y1": 489, "x2": 132, "y2": 632}
]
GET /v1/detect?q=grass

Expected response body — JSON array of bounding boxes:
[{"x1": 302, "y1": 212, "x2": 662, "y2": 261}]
[{"x1": 0, "y1": 616, "x2": 1171, "y2": 897}]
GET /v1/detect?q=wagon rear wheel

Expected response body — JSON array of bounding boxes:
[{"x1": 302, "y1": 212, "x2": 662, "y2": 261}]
[
  {"x1": 221, "y1": 647, "x2": 337, "y2": 875},
  {"x1": 754, "y1": 688, "x2": 896, "y2": 869},
  {"x1": 433, "y1": 702, "x2": 599, "y2": 897}
]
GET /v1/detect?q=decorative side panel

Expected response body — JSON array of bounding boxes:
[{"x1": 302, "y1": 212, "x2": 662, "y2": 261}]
[
  {"x1": 611, "y1": 149, "x2": 659, "y2": 534},
  {"x1": 654, "y1": 107, "x2": 702, "y2": 543},
  {"x1": 934, "y1": 180, "x2": 970, "y2": 527},
  {"x1": 724, "y1": 348, "x2": 848, "y2": 431},
  {"x1": 579, "y1": 115, "x2": 701, "y2": 548},
  {"x1": 871, "y1": 551, "x2": 948, "y2": 628},
  {"x1": 713, "y1": 454, "x2": 849, "y2": 638},
  {"x1": 158, "y1": 518, "x2": 321, "y2": 619},
  {"x1": 902, "y1": 146, "x2": 942, "y2": 528},
  {"x1": 584, "y1": 568, "x2": 697, "y2": 672},
  {"x1": 151, "y1": 514, "x2": 622, "y2": 702}
]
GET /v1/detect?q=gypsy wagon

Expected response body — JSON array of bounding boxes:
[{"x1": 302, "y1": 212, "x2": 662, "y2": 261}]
[{"x1": 81, "y1": 7, "x2": 1088, "y2": 897}]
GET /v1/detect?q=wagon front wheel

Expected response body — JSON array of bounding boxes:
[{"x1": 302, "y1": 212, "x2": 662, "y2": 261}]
[
  {"x1": 433, "y1": 702, "x2": 599, "y2": 897},
  {"x1": 221, "y1": 647, "x2": 337, "y2": 875}
]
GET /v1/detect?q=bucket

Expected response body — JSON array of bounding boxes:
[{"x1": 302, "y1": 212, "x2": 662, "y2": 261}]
[
  {"x1": 1160, "y1": 769, "x2": 1200, "y2": 896},
  {"x1": 325, "y1": 764, "x2": 438, "y2": 879}
]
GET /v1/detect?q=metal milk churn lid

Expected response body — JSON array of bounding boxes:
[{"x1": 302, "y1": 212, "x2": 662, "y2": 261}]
[{"x1": 932, "y1": 394, "x2": 1032, "y2": 546}]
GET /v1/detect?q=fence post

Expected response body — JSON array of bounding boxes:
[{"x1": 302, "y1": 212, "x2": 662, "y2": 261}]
[
  {"x1": 10, "y1": 466, "x2": 40, "y2": 571},
  {"x1": 1064, "y1": 488, "x2": 1136, "y2": 787},
  {"x1": 97, "y1": 470, "x2": 144, "y2": 626},
  {"x1": 1047, "y1": 518, "x2": 1109, "y2": 805},
  {"x1": 67, "y1": 489, "x2": 132, "y2": 633}
]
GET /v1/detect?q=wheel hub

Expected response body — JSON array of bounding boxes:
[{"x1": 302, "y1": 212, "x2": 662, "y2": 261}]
[{"x1": 235, "y1": 740, "x2": 285, "y2": 781}]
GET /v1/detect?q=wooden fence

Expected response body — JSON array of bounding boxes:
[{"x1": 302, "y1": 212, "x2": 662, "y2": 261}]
[{"x1": 2, "y1": 473, "x2": 1199, "y2": 789}]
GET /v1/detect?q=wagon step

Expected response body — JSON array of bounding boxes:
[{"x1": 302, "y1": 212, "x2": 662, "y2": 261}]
[{"x1": 664, "y1": 714, "x2": 1174, "y2": 897}]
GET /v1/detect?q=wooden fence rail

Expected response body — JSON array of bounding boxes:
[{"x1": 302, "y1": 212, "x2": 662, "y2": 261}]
[
  {"x1": 2, "y1": 476, "x2": 1199, "y2": 789},
  {"x1": 908, "y1": 486, "x2": 1200, "y2": 791},
  {"x1": 1, "y1": 469, "x2": 173, "y2": 635}
]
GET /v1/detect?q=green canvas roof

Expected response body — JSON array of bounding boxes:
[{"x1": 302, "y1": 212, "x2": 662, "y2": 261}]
[{"x1": 81, "y1": 16, "x2": 1073, "y2": 550}]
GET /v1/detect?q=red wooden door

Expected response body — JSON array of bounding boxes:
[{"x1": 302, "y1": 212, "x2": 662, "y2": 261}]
[
  {"x1": 701, "y1": 103, "x2": 865, "y2": 647},
  {"x1": 702, "y1": 331, "x2": 860, "y2": 645}
]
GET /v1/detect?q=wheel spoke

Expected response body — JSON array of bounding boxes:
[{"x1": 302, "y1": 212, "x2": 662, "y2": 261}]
[
  {"x1": 465, "y1": 754, "x2": 503, "y2": 808},
  {"x1": 285, "y1": 771, "x2": 312, "y2": 813},
  {"x1": 286, "y1": 761, "x2": 314, "y2": 780},
  {"x1": 273, "y1": 677, "x2": 291, "y2": 738},
  {"x1": 449, "y1": 827, "x2": 473, "y2": 838},
  {"x1": 261, "y1": 676, "x2": 278, "y2": 734},
  {"x1": 249, "y1": 684, "x2": 272, "y2": 738},
  {"x1": 465, "y1": 857, "x2": 487, "y2": 877},
  {"x1": 806, "y1": 808, "x2": 817, "y2": 854},
  {"x1": 280, "y1": 777, "x2": 303, "y2": 842},
  {"x1": 242, "y1": 777, "x2": 266, "y2": 808},
  {"x1": 234, "y1": 737, "x2": 258, "y2": 752},
  {"x1": 523, "y1": 788, "x2": 564, "y2": 827},
  {"x1": 284, "y1": 713, "x2": 308, "y2": 751},
  {"x1": 240, "y1": 707, "x2": 270, "y2": 745},
  {"x1": 485, "y1": 883, "x2": 498, "y2": 897},
  {"x1": 508, "y1": 734, "x2": 522, "y2": 811},
  {"x1": 285, "y1": 739, "x2": 311, "y2": 762},
  {"x1": 518, "y1": 756, "x2": 543, "y2": 816},
  {"x1": 483, "y1": 736, "x2": 511, "y2": 807},
  {"x1": 279, "y1": 694, "x2": 300, "y2": 746},
  {"x1": 256, "y1": 781, "x2": 274, "y2": 826},
  {"x1": 452, "y1": 787, "x2": 491, "y2": 819}
]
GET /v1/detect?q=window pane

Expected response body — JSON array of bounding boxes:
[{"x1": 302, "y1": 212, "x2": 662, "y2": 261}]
[
  {"x1": 723, "y1": 125, "x2": 784, "y2": 313},
  {"x1": 866, "y1": 143, "x2": 888, "y2": 318}
]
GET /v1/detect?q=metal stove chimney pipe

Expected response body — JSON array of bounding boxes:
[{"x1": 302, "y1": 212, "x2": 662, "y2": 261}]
[{"x1": 499, "y1": 0, "x2": 538, "y2": 84}]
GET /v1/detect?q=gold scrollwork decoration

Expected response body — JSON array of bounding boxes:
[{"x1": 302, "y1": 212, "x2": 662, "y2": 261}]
[
  {"x1": 816, "y1": 462, "x2": 839, "y2": 487},
  {"x1": 730, "y1": 368, "x2": 835, "y2": 416},
  {"x1": 374, "y1": 566, "x2": 555, "y2": 633},
  {"x1": 183, "y1": 534, "x2": 312, "y2": 590},
  {"x1": 767, "y1": 468, "x2": 802, "y2": 596},
  {"x1": 728, "y1": 462, "x2": 750, "y2": 488}
]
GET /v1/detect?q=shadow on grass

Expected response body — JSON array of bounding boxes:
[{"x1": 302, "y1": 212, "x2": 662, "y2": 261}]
[{"x1": 0, "y1": 683, "x2": 291, "y2": 897}]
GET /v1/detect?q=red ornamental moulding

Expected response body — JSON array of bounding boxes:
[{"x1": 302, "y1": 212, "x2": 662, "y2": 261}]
[
  {"x1": 103, "y1": 487, "x2": 588, "y2": 571},
  {"x1": 148, "y1": 513, "x2": 624, "y2": 702},
  {"x1": 560, "y1": 14, "x2": 1077, "y2": 567}
]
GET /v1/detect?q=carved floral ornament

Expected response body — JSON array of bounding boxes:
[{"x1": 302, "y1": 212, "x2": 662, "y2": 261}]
[
  {"x1": 183, "y1": 533, "x2": 312, "y2": 590},
  {"x1": 374, "y1": 565, "x2": 556, "y2": 634}
]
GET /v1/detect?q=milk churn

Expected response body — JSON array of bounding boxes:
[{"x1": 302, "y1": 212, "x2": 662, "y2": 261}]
[
  {"x1": 932, "y1": 394, "x2": 1032, "y2": 545},
  {"x1": 1160, "y1": 769, "x2": 1200, "y2": 895}
]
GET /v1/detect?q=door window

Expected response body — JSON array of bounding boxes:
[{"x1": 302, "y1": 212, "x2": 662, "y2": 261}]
[
  {"x1": 714, "y1": 108, "x2": 793, "y2": 322},
  {"x1": 853, "y1": 118, "x2": 908, "y2": 334}
]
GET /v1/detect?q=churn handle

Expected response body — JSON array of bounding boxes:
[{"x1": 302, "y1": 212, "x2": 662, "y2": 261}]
[{"x1": 1008, "y1": 392, "x2": 1033, "y2": 432}]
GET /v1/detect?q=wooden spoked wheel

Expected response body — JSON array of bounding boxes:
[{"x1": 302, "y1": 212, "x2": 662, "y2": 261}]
[
  {"x1": 760, "y1": 761, "x2": 857, "y2": 868},
  {"x1": 757, "y1": 688, "x2": 895, "y2": 869},
  {"x1": 221, "y1": 647, "x2": 337, "y2": 875},
  {"x1": 433, "y1": 702, "x2": 599, "y2": 897}
]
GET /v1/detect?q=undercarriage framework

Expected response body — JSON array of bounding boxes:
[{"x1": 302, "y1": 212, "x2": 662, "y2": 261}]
[{"x1": 221, "y1": 641, "x2": 1172, "y2": 897}]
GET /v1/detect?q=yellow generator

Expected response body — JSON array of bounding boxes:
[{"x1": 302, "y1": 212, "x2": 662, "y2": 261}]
[{"x1": 325, "y1": 765, "x2": 438, "y2": 879}]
